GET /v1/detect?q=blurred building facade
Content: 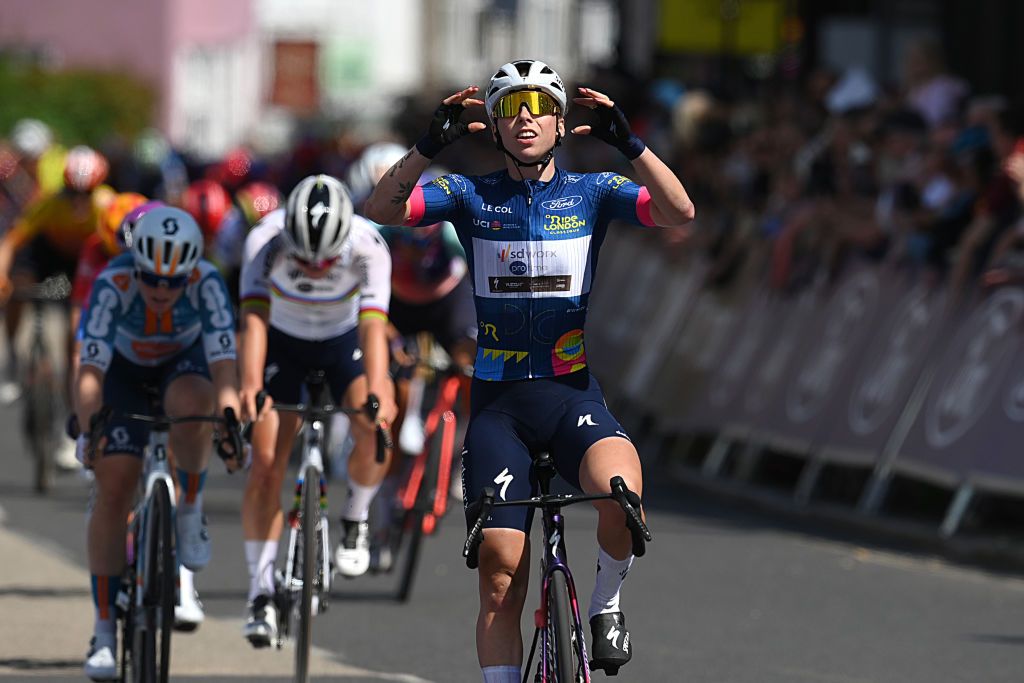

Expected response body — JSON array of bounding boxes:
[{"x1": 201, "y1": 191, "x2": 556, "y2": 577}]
[{"x1": 0, "y1": 0, "x2": 259, "y2": 159}]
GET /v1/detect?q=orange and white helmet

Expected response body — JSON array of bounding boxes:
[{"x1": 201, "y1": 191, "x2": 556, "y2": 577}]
[
  {"x1": 131, "y1": 206, "x2": 204, "y2": 277},
  {"x1": 99, "y1": 193, "x2": 148, "y2": 255},
  {"x1": 63, "y1": 146, "x2": 109, "y2": 192}
]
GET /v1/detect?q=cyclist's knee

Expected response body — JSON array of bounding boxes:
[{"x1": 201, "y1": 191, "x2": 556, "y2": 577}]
[
  {"x1": 164, "y1": 375, "x2": 214, "y2": 416},
  {"x1": 477, "y1": 531, "x2": 529, "y2": 611}
]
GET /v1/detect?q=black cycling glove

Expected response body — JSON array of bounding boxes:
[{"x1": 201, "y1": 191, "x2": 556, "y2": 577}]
[
  {"x1": 416, "y1": 102, "x2": 474, "y2": 159},
  {"x1": 586, "y1": 102, "x2": 646, "y2": 160}
]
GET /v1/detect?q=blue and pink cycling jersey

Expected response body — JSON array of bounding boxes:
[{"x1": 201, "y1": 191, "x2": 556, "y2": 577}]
[{"x1": 405, "y1": 167, "x2": 654, "y2": 381}]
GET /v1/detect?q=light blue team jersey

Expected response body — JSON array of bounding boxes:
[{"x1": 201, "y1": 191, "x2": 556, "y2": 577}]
[
  {"x1": 79, "y1": 252, "x2": 237, "y2": 371},
  {"x1": 406, "y1": 167, "x2": 655, "y2": 381}
]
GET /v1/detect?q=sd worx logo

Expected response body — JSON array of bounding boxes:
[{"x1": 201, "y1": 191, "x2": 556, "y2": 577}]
[{"x1": 498, "y1": 245, "x2": 557, "y2": 262}]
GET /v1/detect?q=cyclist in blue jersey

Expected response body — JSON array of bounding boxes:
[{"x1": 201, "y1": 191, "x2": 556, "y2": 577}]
[
  {"x1": 74, "y1": 206, "x2": 242, "y2": 680},
  {"x1": 365, "y1": 60, "x2": 694, "y2": 683}
]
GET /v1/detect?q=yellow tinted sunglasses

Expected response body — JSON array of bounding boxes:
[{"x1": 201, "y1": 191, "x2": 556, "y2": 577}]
[{"x1": 492, "y1": 90, "x2": 561, "y2": 119}]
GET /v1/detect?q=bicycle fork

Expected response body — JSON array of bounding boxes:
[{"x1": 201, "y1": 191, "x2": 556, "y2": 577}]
[
  {"x1": 282, "y1": 423, "x2": 331, "y2": 636},
  {"x1": 533, "y1": 513, "x2": 591, "y2": 683}
]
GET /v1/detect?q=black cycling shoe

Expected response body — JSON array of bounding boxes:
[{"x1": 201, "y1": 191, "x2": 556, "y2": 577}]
[{"x1": 588, "y1": 612, "x2": 631, "y2": 676}]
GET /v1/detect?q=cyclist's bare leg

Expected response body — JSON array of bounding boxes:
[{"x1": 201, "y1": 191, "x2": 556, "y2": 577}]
[
  {"x1": 2, "y1": 272, "x2": 31, "y2": 387},
  {"x1": 88, "y1": 453, "x2": 143, "y2": 575},
  {"x1": 477, "y1": 528, "x2": 531, "y2": 668},
  {"x1": 87, "y1": 452, "x2": 142, "y2": 639},
  {"x1": 164, "y1": 374, "x2": 216, "y2": 473},
  {"x1": 344, "y1": 374, "x2": 392, "y2": 486},
  {"x1": 241, "y1": 410, "x2": 302, "y2": 541},
  {"x1": 579, "y1": 436, "x2": 644, "y2": 559}
]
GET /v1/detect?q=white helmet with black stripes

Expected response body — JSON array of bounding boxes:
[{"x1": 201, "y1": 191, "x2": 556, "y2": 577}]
[
  {"x1": 131, "y1": 206, "x2": 204, "y2": 277},
  {"x1": 283, "y1": 174, "x2": 354, "y2": 261},
  {"x1": 485, "y1": 59, "x2": 568, "y2": 123}
]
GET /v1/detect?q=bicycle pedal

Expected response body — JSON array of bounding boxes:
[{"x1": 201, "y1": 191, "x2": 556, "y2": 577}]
[{"x1": 589, "y1": 660, "x2": 620, "y2": 676}]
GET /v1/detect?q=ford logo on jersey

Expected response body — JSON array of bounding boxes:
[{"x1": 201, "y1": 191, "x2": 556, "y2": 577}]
[
  {"x1": 509, "y1": 260, "x2": 528, "y2": 275},
  {"x1": 541, "y1": 195, "x2": 583, "y2": 211}
]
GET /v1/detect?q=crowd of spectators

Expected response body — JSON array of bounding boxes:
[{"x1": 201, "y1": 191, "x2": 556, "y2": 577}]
[{"x1": 4, "y1": 37, "x2": 1024, "y2": 310}]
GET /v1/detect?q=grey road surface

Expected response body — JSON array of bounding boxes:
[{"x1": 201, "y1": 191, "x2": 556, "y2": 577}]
[{"x1": 0, "y1": 400, "x2": 1022, "y2": 682}]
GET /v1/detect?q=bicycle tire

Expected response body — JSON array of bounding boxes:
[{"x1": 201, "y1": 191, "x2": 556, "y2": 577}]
[
  {"x1": 395, "y1": 509, "x2": 424, "y2": 603},
  {"x1": 396, "y1": 425, "x2": 441, "y2": 602},
  {"x1": 25, "y1": 376, "x2": 56, "y2": 494},
  {"x1": 294, "y1": 465, "x2": 318, "y2": 683},
  {"x1": 134, "y1": 479, "x2": 175, "y2": 683},
  {"x1": 548, "y1": 571, "x2": 580, "y2": 682}
]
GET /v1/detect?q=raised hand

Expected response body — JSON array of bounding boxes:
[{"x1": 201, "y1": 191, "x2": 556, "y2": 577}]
[
  {"x1": 571, "y1": 87, "x2": 646, "y2": 160},
  {"x1": 416, "y1": 86, "x2": 489, "y2": 159}
]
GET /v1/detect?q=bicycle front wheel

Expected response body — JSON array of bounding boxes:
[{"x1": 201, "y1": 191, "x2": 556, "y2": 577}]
[
  {"x1": 133, "y1": 479, "x2": 175, "y2": 683},
  {"x1": 294, "y1": 465, "x2": 318, "y2": 683},
  {"x1": 548, "y1": 571, "x2": 584, "y2": 682}
]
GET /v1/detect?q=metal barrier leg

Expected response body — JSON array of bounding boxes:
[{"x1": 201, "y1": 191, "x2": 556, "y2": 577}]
[
  {"x1": 794, "y1": 456, "x2": 823, "y2": 506},
  {"x1": 734, "y1": 441, "x2": 762, "y2": 482},
  {"x1": 940, "y1": 482, "x2": 974, "y2": 538},
  {"x1": 701, "y1": 435, "x2": 732, "y2": 478},
  {"x1": 858, "y1": 468, "x2": 891, "y2": 515}
]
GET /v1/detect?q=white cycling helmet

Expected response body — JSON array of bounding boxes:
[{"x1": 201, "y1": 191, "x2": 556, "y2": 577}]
[
  {"x1": 485, "y1": 60, "x2": 568, "y2": 123},
  {"x1": 284, "y1": 174, "x2": 354, "y2": 262},
  {"x1": 10, "y1": 118, "x2": 53, "y2": 159},
  {"x1": 132, "y1": 206, "x2": 204, "y2": 277},
  {"x1": 346, "y1": 142, "x2": 407, "y2": 205}
]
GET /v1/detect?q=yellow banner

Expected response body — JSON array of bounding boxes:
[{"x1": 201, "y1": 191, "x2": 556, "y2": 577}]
[{"x1": 658, "y1": 0, "x2": 784, "y2": 55}]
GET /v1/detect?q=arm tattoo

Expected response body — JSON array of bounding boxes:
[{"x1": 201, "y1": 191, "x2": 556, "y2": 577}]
[
  {"x1": 387, "y1": 150, "x2": 415, "y2": 178},
  {"x1": 389, "y1": 181, "x2": 414, "y2": 205}
]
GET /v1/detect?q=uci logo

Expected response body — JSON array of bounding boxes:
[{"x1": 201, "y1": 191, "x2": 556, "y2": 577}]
[
  {"x1": 540, "y1": 195, "x2": 583, "y2": 211},
  {"x1": 509, "y1": 261, "x2": 527, "y2": 275}
]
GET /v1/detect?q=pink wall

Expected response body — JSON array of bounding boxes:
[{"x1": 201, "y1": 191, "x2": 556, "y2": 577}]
[
  {"x1": 0, "y1": 0, "x2": 169, "y2": 87},
  {"x1": 0, "y1": 0, "x2": 253, "y2": 132},
  {"x1": 169, "y1": 0, "x2": 253, "y2": 48}
]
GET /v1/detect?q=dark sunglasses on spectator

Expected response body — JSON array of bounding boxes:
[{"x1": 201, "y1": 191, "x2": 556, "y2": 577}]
[{"x1": 136, "y1": 269, "x2": 189, "y2": 289}]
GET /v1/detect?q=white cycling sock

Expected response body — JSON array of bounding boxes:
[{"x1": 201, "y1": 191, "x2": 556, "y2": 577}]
[
  {"x1": 588, "y1": 547, "x2": 634, "y2": 620},
  {"x1": 245, "y1": 540, "x2": 278, "y2": 601},
  {"x1": 342, "y1": 481, "x2": 381, "y2": 522},
  {"x1": 481, "y1": 665, "x2": 521, "y2": 683},
  {"x1": 179, "y1": 565, "x2": 195, "y2": 597}
]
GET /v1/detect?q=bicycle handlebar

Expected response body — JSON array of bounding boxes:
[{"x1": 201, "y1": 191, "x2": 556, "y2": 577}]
[
  {"x1": 249, "y1": 390, "x2": 393, "y2": 463},
  {"x1": 462, "y1": 477, "x2": 651, "y2": 569},
  {"x1": 80, "y1": 406, "x2": 244, "y2": 472}
]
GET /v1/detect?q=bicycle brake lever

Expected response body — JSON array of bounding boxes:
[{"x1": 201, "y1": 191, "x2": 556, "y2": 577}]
[
  {"x1": 463, "y1": 488, "x2": 495, "y2": 569},
  {"x1": 610, "y1": 476, "x2": 651, "y2": 557}
]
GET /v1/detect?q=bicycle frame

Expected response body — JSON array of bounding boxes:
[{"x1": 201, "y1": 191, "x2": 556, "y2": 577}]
[
  {"x1": 463, "y1": 455, "x2": 650, "y2": 683},
  {"x1": 280, "y1": 407, "x2": 332, "y2": 639},
  {"x1": 397, "y1": 372, "x2": 460, "y2": 530},
  {"x1": 534, "y1": 484, "x2": 590, "y2": 682}
]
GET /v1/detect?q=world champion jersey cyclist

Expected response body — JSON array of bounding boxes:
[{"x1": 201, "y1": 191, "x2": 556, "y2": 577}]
[
  {"x1": 347, "y1": 143, "x2": 477, "y2": 456},
  {"x1": 237, "y1": 174, "x2": 397, "y2": 647},
  {"x1": 365, "y1": 60, "x2": 694, "y2": 682},
  {"x1": 74, "y1": 206, "x2": 243, "y2": 680}
]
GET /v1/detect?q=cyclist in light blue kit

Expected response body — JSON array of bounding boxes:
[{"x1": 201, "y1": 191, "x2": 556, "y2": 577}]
[
  {"x1": 74, "y1": 206, "x2": 242, "y2": 680},
  {"x1": 365, "y1": 60, "x2": 694, "y2": 682}
]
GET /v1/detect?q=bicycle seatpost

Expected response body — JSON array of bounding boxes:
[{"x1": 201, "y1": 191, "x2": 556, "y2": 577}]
[{"x1": 533, "y1": 452, "x2": 556, "y2": 495}]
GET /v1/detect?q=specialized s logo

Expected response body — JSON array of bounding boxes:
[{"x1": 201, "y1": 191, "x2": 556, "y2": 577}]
[
  {"x1": 493, "y1": 468, "x2": 514, "y2": 500},
  {"x1": 310, "y1": 201, "x2": 330, "y2": 229},
  {"x1": 540, "y1": 195, "x2": 583, "y2": 211}
]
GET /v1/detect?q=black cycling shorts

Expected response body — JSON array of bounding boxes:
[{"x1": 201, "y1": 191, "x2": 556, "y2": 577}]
[
  {"x1": 264, "y1": 326, "x2": 364, "y2": 405},
  {"x1": 461, "y1": 369, "x2": 630, "y2": 533},
  {"x1": 389, "y1": 277, "x2": 477, "y2": 354}
]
